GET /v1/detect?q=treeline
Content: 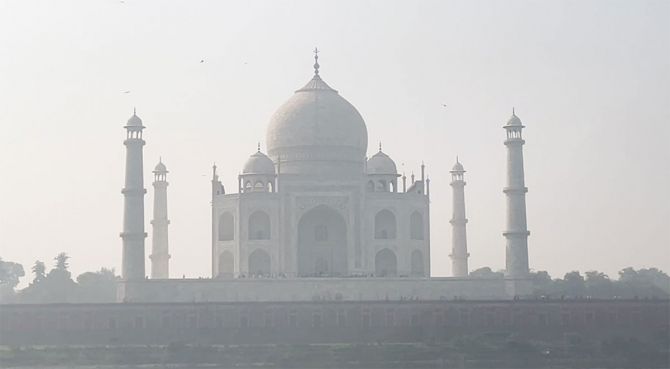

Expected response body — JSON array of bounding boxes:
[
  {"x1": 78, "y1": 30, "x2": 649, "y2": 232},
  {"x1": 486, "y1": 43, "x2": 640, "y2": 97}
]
[
  {"x1": 469, "y1": 267, "x2": 670, "y2": 299},
  {"x1": 0, "y1": 253, "x2": 118, "y2": 303},
  {"x1": 1, "y1": 255, "x2": 669, "y2": 303}
]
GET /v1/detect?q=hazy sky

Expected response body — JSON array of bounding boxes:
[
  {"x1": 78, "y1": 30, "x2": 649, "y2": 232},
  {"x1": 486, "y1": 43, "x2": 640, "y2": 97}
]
[{"x1": 1, "y1": 0, "x2": 668, "y2": 285}]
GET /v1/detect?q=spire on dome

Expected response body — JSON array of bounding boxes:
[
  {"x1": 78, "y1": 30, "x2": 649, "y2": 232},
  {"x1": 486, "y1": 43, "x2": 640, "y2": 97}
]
[
  {"x1": 257, "y1": 142, "x2": 261, "y2": 152},
  {"x1": 313, "y1": 47, "x2": 320, "y2": 75},
  {"x1": 379, "y1": 141, "x2": 382, "y2": 152}
]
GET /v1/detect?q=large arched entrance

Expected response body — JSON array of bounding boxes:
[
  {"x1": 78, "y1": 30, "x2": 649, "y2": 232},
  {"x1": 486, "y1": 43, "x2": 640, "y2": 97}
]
[{"x1": 297, "y1": 205, "x2": 347, "y2": 277}]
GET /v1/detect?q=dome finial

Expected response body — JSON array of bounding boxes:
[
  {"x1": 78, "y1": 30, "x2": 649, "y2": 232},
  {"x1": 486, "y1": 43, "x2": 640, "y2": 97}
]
[
  {"x1": 257, "y1": 142, "x2": 261, "y2": 152},
  {"x1": 512, "y1": 107, "x2": 515, "y2": 116},
  {"x1": 379, "y1": 141, "x2": 382, "y2": 152},
  {"x1": 133, "y1": 107, "x2": 137, "y2": 116},
  {"x1": 313, "y1": 47, "x2": 320, "y2": 75}
]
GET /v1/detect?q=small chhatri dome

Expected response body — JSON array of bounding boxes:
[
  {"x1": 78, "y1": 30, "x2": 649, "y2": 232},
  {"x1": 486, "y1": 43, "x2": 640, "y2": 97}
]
[
  {"x1": 154, "y1": 159, "x2": 168, "y2": 173},
  {"x1": 243, "y1": 147, "x2": 276, "y2": 175},
  {"x1": 451, "y1": 157, "x2": 465, "y2": 172},
  {"x1": 505, "y1": 108, "x2": 523, "y2": 127},
  {"x1": 367, "y1": 146, "x2": 398, "y2": 175},
  {"x1": 126, "y1": 108, "x2": 143, "y2": 127}
]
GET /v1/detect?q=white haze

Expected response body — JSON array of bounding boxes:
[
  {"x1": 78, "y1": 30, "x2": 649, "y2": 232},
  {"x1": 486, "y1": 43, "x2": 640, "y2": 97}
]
[{"x1": 0, "y1": 0, "x2": 668, "y2": 285}]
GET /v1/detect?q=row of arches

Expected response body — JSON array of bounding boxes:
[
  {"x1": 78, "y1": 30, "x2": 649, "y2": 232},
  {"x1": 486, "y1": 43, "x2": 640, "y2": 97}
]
[
  {"x1": 375, "y1": 210, "x2": 424, "y2": 240},
  {"x1": 375, "y1": 249, "x2": 425, "y2": 277},
  {"x1": 217, "y1": 248, "x2": 425, "y2": 278},
  {"x1": 218, "y1": 249, "x2": 272, "y2": 278},
  {"x1": 218, "y1": 211, "x2": 271, "y2": 241},
  {"x1": 219, "y1": 209, "x2": 425, "y2": 242},
  {"x1": 366, "y1": 179, "x2": 397, "y2": 193},
  {"x1": 243, "y1": 180, "x2": 275, "y2": 193}
]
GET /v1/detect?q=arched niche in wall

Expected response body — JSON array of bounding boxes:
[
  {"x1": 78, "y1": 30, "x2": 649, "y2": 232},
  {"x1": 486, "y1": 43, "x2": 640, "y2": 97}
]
[
  {"x1": 218, "y1": 212, "x2": 235, "y2": 241},
  {"x1": 374, "y1": 209, "x2": 396, "y2": 239},
  {"x1": 375, "y1": 248, "x2": 397, "y2": 277},
  {"x1": 248, "y1": 249, "x2": 271, "y2": 277},
  {"x1": 248, "y1": 211, "x2": 271, "y2": 240}
]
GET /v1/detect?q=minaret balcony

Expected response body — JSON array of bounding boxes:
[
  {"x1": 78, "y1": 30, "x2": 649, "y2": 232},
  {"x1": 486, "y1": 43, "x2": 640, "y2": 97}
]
[
  {"x1": 503, "y1": 187, "x2": 528, "y2": 194},
  {"x1": 504, "y1": 138, "x2": 525, "y2": 145},
  {"x1": 122, "y1": 188, "x2": 148, "y2": 195},
  {"x1": 502, "y1": 230, "x2": 530, "y2": 237}
]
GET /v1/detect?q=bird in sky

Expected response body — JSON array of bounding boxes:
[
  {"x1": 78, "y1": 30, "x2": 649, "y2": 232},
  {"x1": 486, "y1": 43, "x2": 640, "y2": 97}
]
[
  {"x1": 200, "y1": 59, "x2": 205, "y2": 63},
  {"x1": 442, "y1": 104, "x2": 447, "y2": 108},
  {"x1": 123, "y1": 90, "x2": 131, "y2": 94}
]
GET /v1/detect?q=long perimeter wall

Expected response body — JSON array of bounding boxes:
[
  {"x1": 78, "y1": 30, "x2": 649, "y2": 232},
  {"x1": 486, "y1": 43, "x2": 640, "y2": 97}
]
[
  {"x1": 1, "y1": 299, "x2": 667, "y2": 346},
  {"x1": 117, "y1": 277, "x2": 517, "y2": 303}
]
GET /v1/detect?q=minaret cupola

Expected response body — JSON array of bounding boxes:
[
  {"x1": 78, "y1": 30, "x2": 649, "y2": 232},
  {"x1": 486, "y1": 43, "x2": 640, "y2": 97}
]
[{"x1": 239, "y1": 143, "x2": 277, "y2": 193}]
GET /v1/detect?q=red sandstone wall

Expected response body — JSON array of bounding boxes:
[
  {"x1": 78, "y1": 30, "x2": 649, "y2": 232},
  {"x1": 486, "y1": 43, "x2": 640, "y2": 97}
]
[{"x1": 0, "y1": 299, "x2": 667, "y2": 346}]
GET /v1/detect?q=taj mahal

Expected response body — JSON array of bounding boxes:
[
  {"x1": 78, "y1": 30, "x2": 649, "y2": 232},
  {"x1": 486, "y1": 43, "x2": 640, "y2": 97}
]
[{"x1": 118, "y1": 52, "x2": 532, "y2": 302}]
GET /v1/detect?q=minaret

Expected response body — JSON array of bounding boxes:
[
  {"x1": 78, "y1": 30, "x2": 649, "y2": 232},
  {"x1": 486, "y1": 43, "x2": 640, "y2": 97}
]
[
  {"x1": 121, "y1": 109, "x2": 147, "y2": 280},
  {"x1": 503, "y1": 109, "x2": 530, "y2": 277},
  {"x1": 449, "y1": 158, "x2": 469, "y2": 277},
  {"x1": 150, "y1": 159, "x2": 170, "y2": 279}
]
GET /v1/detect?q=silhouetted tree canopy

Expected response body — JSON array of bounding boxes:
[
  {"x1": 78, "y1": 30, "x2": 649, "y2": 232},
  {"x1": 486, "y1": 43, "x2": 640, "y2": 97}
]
[
  {"x1": 17, "y1": 253, "x2": 119, "y2": 303},
  {"x1": 0, "y1": 258, "x2": 25, "y2": 302},
  {"x1": 468, "y1": 267, "x2": 504, "y2": 279},
  {"x1": 31, "y1": 260, "x2": 46, "y2": 284}
]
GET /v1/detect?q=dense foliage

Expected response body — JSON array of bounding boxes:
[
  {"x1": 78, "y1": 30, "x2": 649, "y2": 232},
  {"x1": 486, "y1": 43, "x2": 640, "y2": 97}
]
[
  {"x1": 468, "y1": 266, "x2": 670, "y2": 298},
  {"x1": 0, "y1": 254, "x2": 119, "y2": 303},
  {"x1": 1, "y1": 255, "x2": 668, "y2": 303}
]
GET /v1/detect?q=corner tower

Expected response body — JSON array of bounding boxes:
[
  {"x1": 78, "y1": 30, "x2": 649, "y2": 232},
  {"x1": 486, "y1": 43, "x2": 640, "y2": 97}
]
[
  {"x1": 150, "y1": 159, "x2": 170, "y2": 279},
  {"x1": 121, "y1": 109, "x2": 147, "y2": 280},
  {"x1": 503, "y1": 109, "x2": 530, "y2": 277},
  {"x1": 449, "y1": 158, "x2": 469, "y2": 277}
]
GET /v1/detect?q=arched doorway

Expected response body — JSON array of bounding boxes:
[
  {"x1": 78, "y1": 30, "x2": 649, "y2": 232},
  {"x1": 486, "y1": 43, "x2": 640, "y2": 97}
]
[
  {"x1": 218, "y1": 212, "x2": 234, "y2": 241},
  {"x1": 297, "y1": 205, "x2": 347, "y2": 277},
  {"x1": 374, "y1": 209, "x2": 396, "y2": 239},
  {"x1": 248, "y1": 249, "x2": 271, "y2": 277},
  {"x1": 218, "y1": 251, "x2": 234, "y2": 279},
  {"x1": 375, "y1": 249, "x2": 397, "y2": 277},
  {"x1": 410, "y1": 250, "x2": 424, "y2": 277},
  {"x1": 248, "y1": 211, "x2": 271, "y2": 240}
]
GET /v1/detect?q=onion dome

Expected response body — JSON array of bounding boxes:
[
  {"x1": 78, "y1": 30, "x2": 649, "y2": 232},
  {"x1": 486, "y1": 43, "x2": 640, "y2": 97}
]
[
  {"x1": 266, "y1": 50, "x2": 368, "y2": 176},
  {"x1": 126, "y1": 108, "x2": 144, "y2": 127},
  {"x1": 451, "y1": 157, "x2": 465, "y2": 173},
  {"x1": 504, "y1": 108, "x2": 524, "y2": 127},
  {"x1": 367, "y1": 144, "x2": 397, "y2": 175},
  {"x1": 243, "y1": 147, "x2": 276, "y2": 175},
  {"x1": 153, "y1": 160, "x2": 168, "y2": 173}
]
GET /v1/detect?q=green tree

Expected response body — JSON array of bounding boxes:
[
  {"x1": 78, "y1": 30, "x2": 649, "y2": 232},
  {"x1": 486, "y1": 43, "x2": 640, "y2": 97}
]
[
  {"x1": 563, "y1": 271, "x2": 586, "y2": 297},
  {"x1": 76, "y1": 268, "x2": 119, "y2": 302},
  {"x1": 469, "y1": 267, "x2": 504, "y2": 279},
  {"x1": 585, "y1": 270, "x2": 612, "y2": 298},
  {"x1": 0, "y1": 258, "x2": 25, "y2": 302},
  {"x1": 616, "y1": 267, "x2": 669, "y2": 298},
  {"x1": 31, "y1": 260, "x2": 46, "y2": 284},
  {"x1": 54, "y1": 252, "x2": 70, "y2": 272}
]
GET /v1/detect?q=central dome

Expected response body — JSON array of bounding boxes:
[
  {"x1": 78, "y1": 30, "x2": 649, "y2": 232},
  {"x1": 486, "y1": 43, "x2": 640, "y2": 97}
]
[{"x1": 266, "y1": 71, "x2": 368, "y2": 177}]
